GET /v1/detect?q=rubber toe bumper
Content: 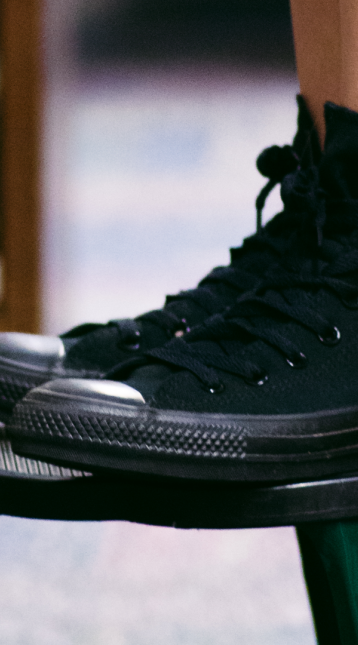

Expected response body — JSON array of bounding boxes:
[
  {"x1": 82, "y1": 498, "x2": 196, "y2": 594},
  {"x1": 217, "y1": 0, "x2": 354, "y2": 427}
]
[
  {"x1": 5, "y1": 381, "x2": 358, "y2": 525},
  {"x1": 9, "y1": 378, "x2": 358, "y2": 483}
]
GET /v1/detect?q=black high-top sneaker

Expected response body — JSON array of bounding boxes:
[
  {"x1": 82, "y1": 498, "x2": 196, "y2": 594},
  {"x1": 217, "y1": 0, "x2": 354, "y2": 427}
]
[
  {"x1": 11, "y1": 101, "x2": 358, "y2": 489},
  {"x1": 0, "y1": 95, "x2": 319, "y2": 435}
]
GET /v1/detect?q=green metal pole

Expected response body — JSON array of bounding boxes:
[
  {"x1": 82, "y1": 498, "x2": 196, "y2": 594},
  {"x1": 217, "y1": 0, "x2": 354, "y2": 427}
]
[{"x1": 297, "y1": 519, "x2": 358, "y2": 645}]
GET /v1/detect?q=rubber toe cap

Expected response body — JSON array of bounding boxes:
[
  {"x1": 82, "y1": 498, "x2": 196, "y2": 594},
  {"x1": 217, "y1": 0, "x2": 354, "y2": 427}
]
[
  {"x1": 0, "y1": 333, "x2": 65, "y2": 369},
  {"x1": 26, "y1": 378, "x2": 146, "y2": 406}
]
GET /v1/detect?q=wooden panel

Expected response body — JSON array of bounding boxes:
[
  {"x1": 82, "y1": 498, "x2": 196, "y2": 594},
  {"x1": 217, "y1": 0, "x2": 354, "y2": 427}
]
[{"x1": 0, "y1": 0, "x2": 43, "y2": 332}]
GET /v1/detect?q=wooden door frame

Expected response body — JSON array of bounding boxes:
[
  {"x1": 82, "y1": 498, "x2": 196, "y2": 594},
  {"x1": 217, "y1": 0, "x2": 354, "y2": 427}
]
[{"x1": 0, "y1": 0, "x2": 43, "y2": 332}]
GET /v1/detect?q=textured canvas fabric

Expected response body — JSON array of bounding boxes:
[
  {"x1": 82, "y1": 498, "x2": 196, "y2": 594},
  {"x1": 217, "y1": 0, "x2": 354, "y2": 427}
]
[{"x1": 139, "y1": 102, "x2": 358, "y2": 416}]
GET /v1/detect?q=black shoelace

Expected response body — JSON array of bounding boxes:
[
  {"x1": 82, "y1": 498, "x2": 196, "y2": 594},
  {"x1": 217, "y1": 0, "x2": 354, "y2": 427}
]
[
  {"x1": 62, "y1": 144, "x2": 301, "y2": 350},
  {"x1": 146, "y1": 165, "x2": 358, "y2": 391}
]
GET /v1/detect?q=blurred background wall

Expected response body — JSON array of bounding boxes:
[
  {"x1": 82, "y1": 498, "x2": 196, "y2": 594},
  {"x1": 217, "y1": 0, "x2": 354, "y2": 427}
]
[{"x1": 42, "y1": 0, "x2": 297, "y2": 333}]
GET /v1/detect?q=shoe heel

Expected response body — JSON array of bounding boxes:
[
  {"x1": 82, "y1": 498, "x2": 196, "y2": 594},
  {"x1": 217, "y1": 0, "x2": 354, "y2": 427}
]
[{"x1": 297, "y1": 520, "x2": 358, "y2": 645}]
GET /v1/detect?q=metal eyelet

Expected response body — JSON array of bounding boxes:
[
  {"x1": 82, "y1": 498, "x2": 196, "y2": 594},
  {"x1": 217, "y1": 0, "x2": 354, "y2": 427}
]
[
  {"x1": 342, "y1": 294, "x2": 358, "y2": 309},
  {"x1": 174, "y1": 318, "x2": 191, "y2": 338},
  {"x1": 318, "y1": 326, "x2": 341, "y2": 346},
  {"x1": 245, "y1": 370, "x2": 269, "y2": 386},
  {"x1": 286, "y1": 352, "x2": 307, "y2": 369},
  {"x1": 125, "y1": 330, "x2": 141, "y2": 351},
  {"x1": 208, "y1": 383, "x2": 225, "y2": 394}
]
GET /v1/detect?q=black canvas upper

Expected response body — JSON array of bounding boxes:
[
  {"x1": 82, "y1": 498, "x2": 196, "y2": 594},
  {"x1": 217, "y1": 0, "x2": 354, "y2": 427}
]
[
  {"x1": 10, "y1": 100, "x2": 358, "y2": 489},
  {"x1": 60, "y1": 96, "x2": 320, "y2": 376},
  {"x1": 119, "y1": 102, "x2": 358, "y2": 416}
]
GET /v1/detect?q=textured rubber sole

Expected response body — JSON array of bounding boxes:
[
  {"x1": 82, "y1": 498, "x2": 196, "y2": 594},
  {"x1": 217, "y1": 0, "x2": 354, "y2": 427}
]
[
  {"x1": 0, "y1": 421, "x2": 87, "y2": 481},
  {"x1": 3, "y1": 459, "x2": 358, "y2": 526},
  {"x1": 0, "y1": 358, "x2": 59, "y2": 411},
  {"x1": 7, "y1": 400, "x2": 358, "y2": 526},
  {"x1": 10, "y1": 394, "x2": 358, "y2": 483},
  {"x1": 0, "y1": 439, "x2": 88, "y2": 480},
  {"x1": 0, "y1": 358, "x2": 95, "y2": 420}
]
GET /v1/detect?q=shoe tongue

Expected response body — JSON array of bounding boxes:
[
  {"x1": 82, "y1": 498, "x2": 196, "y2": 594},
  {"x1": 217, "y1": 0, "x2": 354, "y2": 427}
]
[
  {"x1": 162, "y1": 245, "x2": 282, "y2": 326},
  {"x1": 293, "y1": 95, "x2": 321, "y2": 168},
  {"x1": 321, "y1": 102, "x2": 358, "y2": 200}
]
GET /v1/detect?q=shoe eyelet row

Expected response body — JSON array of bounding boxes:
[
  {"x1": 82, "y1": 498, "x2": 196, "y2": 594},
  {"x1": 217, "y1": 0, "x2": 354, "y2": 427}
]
[
  {"x1": 318, "y1": 326, "x2": 341, "y2": 346},
  {"x1": 208, "y1": 383, "x2": 225, "y2": 394},
  {"x1": 207, "y1": 371, "x2": 270, "y2": 393},
  {"x1": 125, "y1": 330, "x2": 141, "y2": 351},
  {"x1": 245, "y1": 370, "x2": 269, "y2": 387},
  {"x1": 174, "y1": 318, "x2": 191, "y2": 338},
  {"x1": 286, "y1": 352, "x2": 307, "y2": 369}
]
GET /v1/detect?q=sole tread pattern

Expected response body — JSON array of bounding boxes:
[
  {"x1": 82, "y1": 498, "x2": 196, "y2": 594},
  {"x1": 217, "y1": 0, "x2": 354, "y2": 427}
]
[{"x1": 13, "y1": 404, "x2": 248, "y2": 460}]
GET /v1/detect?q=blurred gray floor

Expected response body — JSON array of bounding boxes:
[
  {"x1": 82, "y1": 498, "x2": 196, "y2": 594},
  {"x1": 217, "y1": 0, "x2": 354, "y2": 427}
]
[
  {"x1": 0, "y1": 65, "x2": 316, "y2": 644},
  {"x1": 0, "y1": 519, "x2": 314, "y2": 645}
]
